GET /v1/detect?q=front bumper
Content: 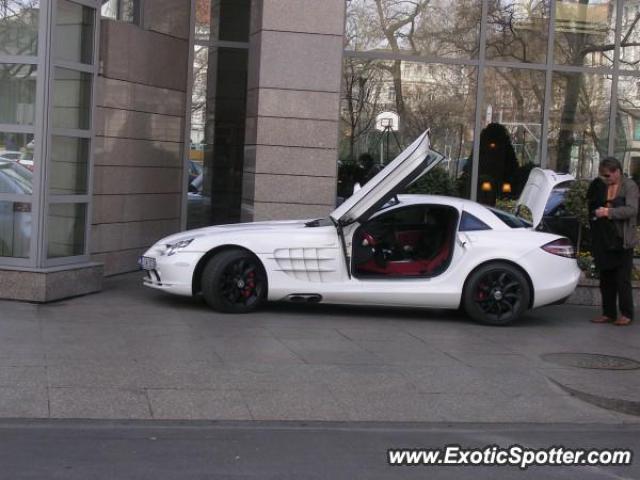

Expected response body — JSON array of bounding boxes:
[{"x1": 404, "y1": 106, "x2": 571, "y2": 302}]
[{"x1": 139, "y1": 251, "x2": 201, "y2": 297}]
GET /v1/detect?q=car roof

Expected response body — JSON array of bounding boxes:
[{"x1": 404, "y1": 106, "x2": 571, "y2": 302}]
[{"x1": 386, "y1": 194, "x2": 516, "y2": 230}]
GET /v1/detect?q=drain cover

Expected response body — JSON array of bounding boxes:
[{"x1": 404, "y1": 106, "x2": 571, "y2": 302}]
[{"x1": 541, "y1": 353, "x2": 640, "y2": 370}]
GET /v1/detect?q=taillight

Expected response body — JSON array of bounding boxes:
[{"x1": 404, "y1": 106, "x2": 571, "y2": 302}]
[
  {"x1": 541, "y1": 238, "x2": 575, "y2": 258},
  {"x1": 13, "y1": 202, "x2": 31, "y2": 213}
]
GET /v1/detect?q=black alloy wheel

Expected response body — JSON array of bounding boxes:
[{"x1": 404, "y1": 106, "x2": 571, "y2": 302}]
[
  {"x1": 463, "y1": 263, "x2": 530, "y2": 325},
  {"x1": 202, "y1": 249, "x2": 267, "y2": 313}
]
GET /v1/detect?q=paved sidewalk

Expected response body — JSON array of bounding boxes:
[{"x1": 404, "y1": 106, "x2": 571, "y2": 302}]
[{"x1": 0, "y1": 273, "x2": 639, "y2": 423}]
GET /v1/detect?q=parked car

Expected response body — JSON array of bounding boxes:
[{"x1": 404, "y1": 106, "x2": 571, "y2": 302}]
[
  {"x1": 0, "y1": 161, "x2": 32, "y2": 258},
  {"x1": 140, "y1": 130, "x2": 580, "y2": 325},
  {"x1": 17, "y1": 152, "x2": 34, "y2": 171},
  {"x1": 188, "y1": 160, "x2": 203, "y2": 193},
  {"x1": 0, "y1": 151, "x2": 22, "y2": 162}
]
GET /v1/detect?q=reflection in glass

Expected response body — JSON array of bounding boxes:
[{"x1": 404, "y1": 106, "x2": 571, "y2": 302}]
[
  {"x1": 47, "y1": 203, "x2": 86, "y2": 258},
  {"x1": 547, "y1": 72, "x2": 611, "y2": 177},
  {"x1": 0, "y1": 63, "x2": 37, "y2": 125},
  {"x1": 53, "y1": 68, "x2": 91, "y2": 130},
  {"x1": 118, "y1": 0, "x2": 139, "y2": 23},
  {"x1": 481, "y1": 68, "x2": 545, "y2": 201},
  {"x1": 55, "y1": 0, "x2": 94, "y2": 65},
  {"x1": 100, "y1": 0, "x2": 139, "y2": 23},
  {"x1": 0, "y1": 158, "x2": 32, "y2": 194},
  {"x1": 339, "y1": 60, "x2": 476, "y2": 199},
  {"x1": 100, "y1": 0, "x2": 117, "y2": 19},
  {"x1": 189, "y1": 46, "x2": 248, "y2": 227},
  {"x1": 195, "y1": 0, "x2": 250, "y2": 43},
  {"x1": 614, "y1": 76, "x2": 640, "y2": 182},
  {"x1": 554, "y1": 0, "x2": 616, "y2": 67},
  {"x1": 50, "y1": 136, "x2": 89, "y2": 195},
  {"x1": 0, "y1": 0, "x2": 39, "y2": 57},
  {"x1": 0, "y1": 201, "x2": 31, "y2": 258},
  {"x1": 345, "y1": 0, "x2": 481, "y2": 59},
  {"x1": 620, "y1": 2, "x2": 640, "y2": 70},
  {"x1": 486, "y1": 0, "x2": 550, "y2": 63},
  {"x1": 0, "y1": 131, "x2": 34, "y2": 172}
]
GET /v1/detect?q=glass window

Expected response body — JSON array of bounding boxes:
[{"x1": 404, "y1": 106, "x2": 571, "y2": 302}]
[
  {"x1": 0, "y1": 200, "x2": 31, "y2": 258},
  {"x1": 547, "y1": 72, "x2": 611, "y2": 177},
  {"x1": 0, "y1": 63, "x2": 37, "y2": 125},
  {"x1": 0, "y1": 131, "x2": 34, "y2": 171},
  {"x1": 339, "y1": 59, "x2": 476, "y2": 199},
  {"x1": 0, "y1": 0, "x2": 39, "y2": 57},
  {"x1": 49, "y1": 136, "x2": 89, "y2": 195},
  {"x1": 345, "y1": 0, "x2": 481, "y2": 59},
  {"x1": 459, "y1": 211, "x2": 491, "y2": 231},
  {"x1": 188, "y1": 45, "x2": 249, "y2": 227},
  {"x1": 195, "y1": 0, "x2": 250, "y2": 43},
  {"x1": 481, "y1": 67, "x2": 545, "y2": 201},
  {"x1": 52, "y1": 67, "x2": 91, "y2": 130},
  {"x1": 101, "y1": 0, "x2": 117, "y2": 19},
  {"x1": 0, "y1": 157, "x2": 32, "y2": 194},
  {"x1": 554, "y1": 0, "x2": 616, "y2": 68},
  {"x1": 47, "y1": 203, "x2": 86, "y2": 258},
  {"x1": 101, "y1": 0, "x2": 140, "y2": 24},
  {"x1": 614, "y1": 76, "x2": 640, "y2": 172},
  {"x1": 486, "y1": 0, "x2": 550, "y2": 64},
  {"x1": 488, "y1": 206, "x2": 531, "y2": 228},
  {"x1": 55, "y1": 0, "x2": 94, "y2": 65},
  {"x1": 619, "y1": 1, "x2": 640, "y2": 70}
]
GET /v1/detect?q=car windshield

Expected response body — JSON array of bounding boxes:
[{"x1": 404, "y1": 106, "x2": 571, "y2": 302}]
[{"x1": 487, "y1": 207, "x2": 531, "y2": 228}]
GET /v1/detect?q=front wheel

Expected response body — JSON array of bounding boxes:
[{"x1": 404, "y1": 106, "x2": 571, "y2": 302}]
[
  {"x1": 201, "y1": 249, "x2": 267, "y2": 313},
  {"x1": 463, "y1": 263, "x2": 530, "y2": 326}
]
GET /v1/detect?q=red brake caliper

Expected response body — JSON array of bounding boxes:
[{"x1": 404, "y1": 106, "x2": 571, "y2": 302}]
[
  {"x1": 243, "y1": 271, "x2": 255, "y2": 297},
  {"x1": 475, "y1": 282, "x2": 487, "y2": 301}
]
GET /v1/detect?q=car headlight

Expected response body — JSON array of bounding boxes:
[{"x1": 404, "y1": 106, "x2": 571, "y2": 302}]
[{"x1": 165, "y1": 238, "x2": 194, "y2": 256}]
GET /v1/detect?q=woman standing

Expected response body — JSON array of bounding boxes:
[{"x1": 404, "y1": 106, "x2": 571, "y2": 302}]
[{"x1": 588, "y1": 157, "x2": 638, "y2": 326}]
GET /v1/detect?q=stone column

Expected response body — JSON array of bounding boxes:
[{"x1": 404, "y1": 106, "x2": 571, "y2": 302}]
[
  {"x1": 242, "y1": 0, "x2": 345, "y2": 221},
  {"x1": 92, "y1": 0, "x2": 191, "y2": 275}
]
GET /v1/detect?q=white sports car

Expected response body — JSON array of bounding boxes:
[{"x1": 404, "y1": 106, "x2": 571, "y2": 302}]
[{"x1": 140, "y1": 131, "x2": 580, "y2": 325}]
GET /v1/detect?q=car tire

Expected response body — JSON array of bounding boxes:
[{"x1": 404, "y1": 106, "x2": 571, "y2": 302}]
[
  {"x1": 201, "y1": 249, "x2": 267, "y2": 313},
  {"x1": 463, "y1": 262, "x2": 530, "y2": 326}
]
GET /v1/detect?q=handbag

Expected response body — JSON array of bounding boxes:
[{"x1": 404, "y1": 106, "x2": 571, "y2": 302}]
[
  {"x1": 600, "y1": 197, "x2": 625, "y2": 251},
  {"x1": 596, "y1": 218, "x2": 623, "y2": 251}
]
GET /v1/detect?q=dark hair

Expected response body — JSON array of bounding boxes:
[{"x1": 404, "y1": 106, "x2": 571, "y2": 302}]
[{"x1": 599, "y1": 156, "x2": 622, "y2": 172}]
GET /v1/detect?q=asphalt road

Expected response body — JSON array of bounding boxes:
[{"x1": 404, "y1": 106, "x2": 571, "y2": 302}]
[{"x1": 1, "y1": 420, "x2": 638, "y2": 480}]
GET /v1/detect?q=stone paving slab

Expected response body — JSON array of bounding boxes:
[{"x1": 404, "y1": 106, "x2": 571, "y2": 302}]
[{"x1": 0, "y1": 272, "x2": 638, "y2": 423}]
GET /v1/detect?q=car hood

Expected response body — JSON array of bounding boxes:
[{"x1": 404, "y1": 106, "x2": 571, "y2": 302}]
[
  {"x1": 516, "y1": 168, "x2": 574, "y2": 228},
  {"x1": 156, "y1": 219, "x2": 311, "y2": 246},
  {"x1": 329, "y1": 129, "x2": 442, "y2": 226}
]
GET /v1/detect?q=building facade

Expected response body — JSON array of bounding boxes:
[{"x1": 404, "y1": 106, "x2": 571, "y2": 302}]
[{"x1": 1, "y1": 0, "x2": 640, "y2": 301}]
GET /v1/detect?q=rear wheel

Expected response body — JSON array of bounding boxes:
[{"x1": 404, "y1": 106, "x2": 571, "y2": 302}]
[
  {"x1": 463, "y1": 263, "x2": 530, "y2": 326},
  {"x1": 201, "y1": 249, "x2": 267, "y2": 313}
]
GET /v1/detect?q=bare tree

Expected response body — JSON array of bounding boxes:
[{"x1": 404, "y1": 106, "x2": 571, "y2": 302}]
[
  {"x1": 373, "y1": 0, "x2": 429, "y2": 121},
  {"x1": 341, "y1": 58, "x2": 383, "y2": 161}
]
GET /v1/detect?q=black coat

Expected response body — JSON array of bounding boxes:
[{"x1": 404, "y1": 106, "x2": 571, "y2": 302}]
[{"x1": 587, "y1": 178, "x2": 624, "y2": 269}]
